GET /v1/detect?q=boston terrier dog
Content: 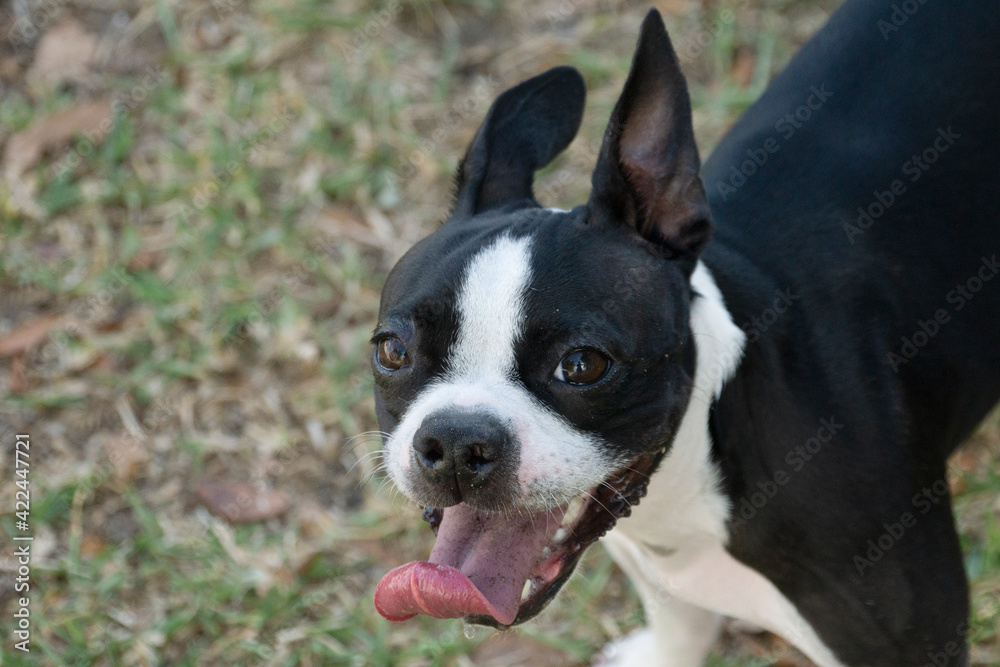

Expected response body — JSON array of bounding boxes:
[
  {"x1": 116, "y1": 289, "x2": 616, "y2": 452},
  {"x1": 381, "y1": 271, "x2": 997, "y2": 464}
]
[{"x1": 370, "y1": 0, "x2": 1000, "y2": 664}]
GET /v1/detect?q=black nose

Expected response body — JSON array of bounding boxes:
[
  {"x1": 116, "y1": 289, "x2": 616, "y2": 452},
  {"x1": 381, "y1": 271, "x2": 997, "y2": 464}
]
[{"x1": 412, "y1": 411, "x2": 512, "y2": 501}]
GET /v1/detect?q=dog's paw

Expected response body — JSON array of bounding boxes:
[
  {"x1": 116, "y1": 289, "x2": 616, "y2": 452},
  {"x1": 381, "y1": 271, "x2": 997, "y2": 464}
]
[{"x1": 593, "y1": 628, "x2": 658, "y2": 667}]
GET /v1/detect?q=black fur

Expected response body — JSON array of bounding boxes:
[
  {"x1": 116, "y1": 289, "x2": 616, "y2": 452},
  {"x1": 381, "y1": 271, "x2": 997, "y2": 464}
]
[{"x1": 705, "y1": 0, "x2": 1000, "y2": 663}]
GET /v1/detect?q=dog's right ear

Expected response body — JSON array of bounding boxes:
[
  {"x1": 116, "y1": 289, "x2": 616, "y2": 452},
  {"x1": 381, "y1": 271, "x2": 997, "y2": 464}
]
[
  {"x1": 452, "y1": 66, "x2": 586, "y2": 217},
  {"x1": 589, "y1": 9, "x2": 711, "y2": 263}
]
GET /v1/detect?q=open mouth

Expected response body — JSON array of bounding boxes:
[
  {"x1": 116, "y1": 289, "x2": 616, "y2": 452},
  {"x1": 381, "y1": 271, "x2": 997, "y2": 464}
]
[{"x1": 373, "y1": 449, "x2": 664, "y2": 628}]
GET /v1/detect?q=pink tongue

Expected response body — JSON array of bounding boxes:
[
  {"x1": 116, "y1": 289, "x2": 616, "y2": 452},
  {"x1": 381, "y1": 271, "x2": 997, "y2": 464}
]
[{"x1": 374, "y1": 503, "x2": 565, "y2": 626}]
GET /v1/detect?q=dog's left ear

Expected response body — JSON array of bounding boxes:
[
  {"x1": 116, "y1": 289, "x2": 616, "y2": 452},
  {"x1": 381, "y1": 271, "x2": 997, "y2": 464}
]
[
  {"x1": 453, "y1": 66, "x2": 586, "y2": 217},
  {"x1": 589, "y1": 9, "x2": 711, "y2": 261}
]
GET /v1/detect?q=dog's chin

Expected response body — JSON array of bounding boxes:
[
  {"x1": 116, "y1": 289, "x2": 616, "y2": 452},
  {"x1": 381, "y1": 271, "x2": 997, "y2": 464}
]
[{"x1": 374, "y1": 448, "x2": 666, "y2": 628}]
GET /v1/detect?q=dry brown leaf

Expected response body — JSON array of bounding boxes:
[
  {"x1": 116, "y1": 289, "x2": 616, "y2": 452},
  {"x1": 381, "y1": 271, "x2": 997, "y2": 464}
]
[
  {"x1": 9, "y1": 354, "x2": 28, "y2": 392},
  {"x1": 102, "y1": 433, "x2": 151, "y2": 484},
  {"x1": 83, "y1": 352, "x2": 116, "y2": 373},
  {"x1": 295, "y1": 499, "x2": 337, "y2": 539},
  {"x1": 3, "y1": 98, "x2": 112, "y2": 175},
  {"x1": 0, "y1": 56, "x2": 21, "y2": 82},
  {"x1": 80, "y1": 534, "x2": 107, "y2": 557},
  {"x1": 317, "y1": 204, "x2": 380, "y2": 247},
  {"x1": 731, "y1": 48, "x2": 756, "y2": 88},
  {"x1": 196, "y1": 477, "x2": 291, "y2": 523},
  {"x1": 27, "y1": 20, "x2": 99, "y2": 89},
  {"x1": 128, "y1": 250, "x2": 161, "y2": 271},
  {"x1": 0, "y1": 314, "x2": 61, "y2": 357},
  {"x1": 950, "y1": 442, "x2": 991, "y2": 491}
]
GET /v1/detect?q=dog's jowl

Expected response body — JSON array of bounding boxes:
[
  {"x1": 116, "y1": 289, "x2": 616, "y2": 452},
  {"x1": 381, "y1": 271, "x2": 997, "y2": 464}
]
[{"x1": 370, "y1": 1, "x2": 1000, "y2": 665}]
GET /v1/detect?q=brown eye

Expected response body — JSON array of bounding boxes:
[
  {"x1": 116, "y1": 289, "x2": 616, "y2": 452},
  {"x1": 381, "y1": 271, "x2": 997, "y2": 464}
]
[
  {"x1": 376, "y1": 337, "x2": 411, "y2": 371},
  {"x1": 554, "y1": 348, "x2": 610, "y2": 385}
]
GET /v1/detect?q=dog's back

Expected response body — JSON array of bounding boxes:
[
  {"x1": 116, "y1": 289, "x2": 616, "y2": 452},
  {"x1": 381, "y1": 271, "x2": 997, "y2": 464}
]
[
  {"x1": 704, "y1": 0, "x2": 1000, "y2": 453},
  {"x1": 698, "y1": 2, "x2": 1000, "y2": 662},
  {"x1": 615, "y1": 4, "x2": 1000, "y2": 660}
]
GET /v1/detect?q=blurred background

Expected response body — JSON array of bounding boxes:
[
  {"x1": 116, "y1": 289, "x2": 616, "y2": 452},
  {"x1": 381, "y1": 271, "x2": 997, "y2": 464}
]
[{"x1": 0, "y1": 0, "x2": 997, "y2": 665}]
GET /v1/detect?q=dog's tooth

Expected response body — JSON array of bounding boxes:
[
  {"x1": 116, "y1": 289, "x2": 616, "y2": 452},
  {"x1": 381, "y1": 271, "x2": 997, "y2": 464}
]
[
  {"x1": 562, "y1": 495, "x2": 587, "y2": 525},
  {"x1": 553, "y1": 527, "x2": 568, "y2": 543}
]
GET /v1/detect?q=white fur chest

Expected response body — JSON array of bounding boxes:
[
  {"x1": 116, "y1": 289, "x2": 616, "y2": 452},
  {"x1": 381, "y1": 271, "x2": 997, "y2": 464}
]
[{"x1": 600, "y1": 262, "x2": 845, "y2": 667}]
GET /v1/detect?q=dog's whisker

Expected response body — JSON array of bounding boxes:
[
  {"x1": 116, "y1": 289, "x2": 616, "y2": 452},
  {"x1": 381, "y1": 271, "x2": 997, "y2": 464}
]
[
  {"x1": 342, "y1": 432, "x2": 391, "y2": 454},
  {"x1": 579, "y1": 489, "x2": 616, "y2": 522},
  {"x1": 597, "y1": 481, "x2": 634, "y2": 515},
  {"x1": 375, "y1": 475, "x2": 397, "y2": 499},
  {"x1": 359, "y1": 462, "x2": 391, "y2": 487},
  {"x1": 345, "y1": 430, "x2": 391, "y2": 443},
  {"x1": 615, "y1": 466, "x2": 651, "y2": 480},
  {"x1": 342, "y1": 437, "x2": 388, "y2": 457},
  {"x1": 345, "y1": 449, "x2": 385, "y2": 475}
]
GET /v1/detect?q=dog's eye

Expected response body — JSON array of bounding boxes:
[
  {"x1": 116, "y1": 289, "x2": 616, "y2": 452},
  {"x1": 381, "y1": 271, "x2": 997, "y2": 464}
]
[
  {"x1": 554, "y1": 348, "x2": 610, "y2": 385},
  {"x1": 375, "y1": 337, "x2": 411, "y2": 371}
]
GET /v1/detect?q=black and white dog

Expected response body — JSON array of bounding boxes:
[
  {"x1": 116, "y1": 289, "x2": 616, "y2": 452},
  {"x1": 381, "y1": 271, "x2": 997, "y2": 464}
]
[{"x1": 370, "y1": 1, "x2": 1000, "y2": 664}]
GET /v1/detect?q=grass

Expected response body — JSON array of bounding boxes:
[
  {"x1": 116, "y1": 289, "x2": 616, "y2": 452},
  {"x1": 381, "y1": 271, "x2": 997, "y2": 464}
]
[{"x1": 0, "y1": 1, "x2": 997, "y2": 665}]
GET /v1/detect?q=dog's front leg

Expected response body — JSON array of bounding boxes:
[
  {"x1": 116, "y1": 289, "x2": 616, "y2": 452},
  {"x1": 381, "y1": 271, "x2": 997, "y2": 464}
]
[{"x1": 595, "y1": 532, "x2": 722, "y2": 667}]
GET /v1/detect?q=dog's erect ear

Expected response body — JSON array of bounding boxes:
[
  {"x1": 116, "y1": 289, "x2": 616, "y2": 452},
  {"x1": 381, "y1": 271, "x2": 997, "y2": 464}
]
[
  {"x1": 589, "y1": 9, "x2": 710, "y2": 260},
  {"x1": 453, "y1": 66, "x2": 586, "y2": 217}
]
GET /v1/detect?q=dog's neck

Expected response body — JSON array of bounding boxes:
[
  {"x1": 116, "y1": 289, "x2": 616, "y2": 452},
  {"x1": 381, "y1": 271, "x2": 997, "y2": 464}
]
[{"x1": 615, "y1": 261, "x2": 745, "y2": 548}]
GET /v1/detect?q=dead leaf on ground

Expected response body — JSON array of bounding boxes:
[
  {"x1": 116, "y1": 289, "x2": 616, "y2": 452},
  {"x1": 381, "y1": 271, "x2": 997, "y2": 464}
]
[
  {"x1": 317, "y1": 204, "x2": 380, "y2": 248},
  {"x1": 731, "y1": 47, "x2": 757, "y2": 88},
  {"x1": 3, "y1": 98, "x2": 112, "y2": 175},
  {"x1": 101, "y1": 433, "x2": 152, "y2": 484},
  {"x1": 950, "y1": 441, "x2": 992, "y2": 494},
  {"x1": 196, "y1": 477, "x2": 291, "y2": 523},
  {"x1": 80, "y1": 534, "x2": 107, "y2": 557},
  {"x1": 9, "y1": 354, "x2": 28, "y2": 392},
  {"x1": 0, "y1": 314, "x2": 61, "y2": 357},
  {"x1": 83, "y1": 352, "x2": 116, "y2": 373},
  {"x1": 0, "y1": 56, "x2": 21, "y2": 83},
  {"x1": 27, "y1": 20, "x2": 99, "y2": 90},
  {"x1": 128, "y1": 250, "x2": 162, "y2": 271}
]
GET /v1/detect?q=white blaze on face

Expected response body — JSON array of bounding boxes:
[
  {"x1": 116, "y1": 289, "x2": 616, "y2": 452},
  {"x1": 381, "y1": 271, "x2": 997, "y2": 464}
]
[
  {"x1": 449, "y1": 234, "x2": 532, "y2": 381},
  {"x1": 384, "y1": 233, "x2": 623, "y2": 511}
]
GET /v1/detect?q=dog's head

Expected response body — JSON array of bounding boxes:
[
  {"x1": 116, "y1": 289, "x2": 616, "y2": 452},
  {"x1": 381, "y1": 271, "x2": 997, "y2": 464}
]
[{"x1": 373, "y1": 10, "x2": 711, "y2": 627}]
